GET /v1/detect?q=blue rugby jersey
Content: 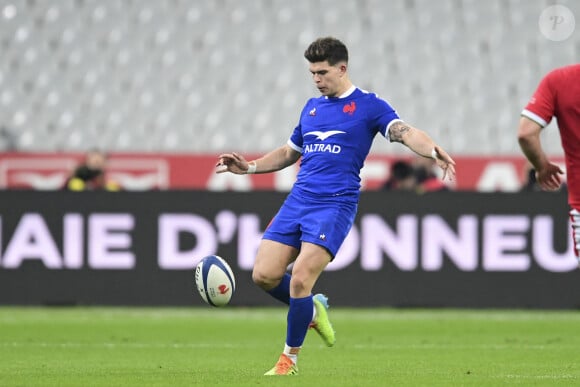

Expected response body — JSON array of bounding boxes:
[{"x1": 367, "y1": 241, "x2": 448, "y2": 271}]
[{"x1": 288, "y1": 86, "x2": 401, "y2": 198}]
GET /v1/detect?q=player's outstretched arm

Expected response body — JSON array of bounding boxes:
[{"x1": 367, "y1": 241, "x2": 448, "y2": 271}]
[
  {"x1": 216, "y1": 144, "x2": 301, "y2": 175},
  {"x1": 517, "y1": 116, "x2": 564, "y2": 191},
  {"x1": 389, "y1": 121, "x2": 456, "y2": 182}
]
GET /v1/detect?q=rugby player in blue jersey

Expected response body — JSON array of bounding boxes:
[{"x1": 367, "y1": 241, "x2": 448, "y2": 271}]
[{"x1": 217, "y1": 36, "x2": 456, "y2": 375}]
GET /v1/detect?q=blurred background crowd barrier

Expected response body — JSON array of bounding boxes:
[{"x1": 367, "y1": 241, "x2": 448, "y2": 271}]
[{"x1": 0, "y1": 151, "x2": 567, "y2": 191}]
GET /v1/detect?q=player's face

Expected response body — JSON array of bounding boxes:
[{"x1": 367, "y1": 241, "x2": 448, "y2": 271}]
[
  {"x1": 309, "y1": 61, "x2": 346, "y2": 97},
  {"x1": 86, "y1": 151, "x2": 107, "y2": 170}
]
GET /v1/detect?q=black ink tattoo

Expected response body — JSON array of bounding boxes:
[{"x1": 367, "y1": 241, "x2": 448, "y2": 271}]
[{"x1": 389, "y1": 121, "x2": 411, "y2": 143}]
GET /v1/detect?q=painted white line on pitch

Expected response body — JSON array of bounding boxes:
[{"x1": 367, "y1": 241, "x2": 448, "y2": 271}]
[
  {"x1": 338, "y1": 310, "x2": 580, "y2": 322},
  {"x1": 1, "y1": 341, "x2": 576, "y2": 351},
  {"x1": 1, "y1": 309, "x2": 580, "y2": 323},
  {"x1": 0, "y1": 341, "x2": 255, "y2": 349},
  {"x1": 0, "y1": 309, "x2": 287, "y2": 323},
  {"x1": 498, "y1": 374, "x2": 577, "y2": 380},
  {"x1": 351, "y1": 343, "x2": 574, "y2": 350}
]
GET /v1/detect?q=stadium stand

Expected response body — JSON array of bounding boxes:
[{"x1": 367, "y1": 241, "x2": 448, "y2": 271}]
[{"x1": 0, "y1": 0, "x2": 577, "y2": 155}]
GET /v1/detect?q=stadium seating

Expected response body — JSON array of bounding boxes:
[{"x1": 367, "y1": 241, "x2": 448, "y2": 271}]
[{"x1": 0, "y1": 0, "x2": 577, "y2": 155}]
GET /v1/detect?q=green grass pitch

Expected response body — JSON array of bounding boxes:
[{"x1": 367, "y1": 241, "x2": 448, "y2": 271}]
[{"x1": 1, "y1": 307, "x2": 579, "y2": 386}]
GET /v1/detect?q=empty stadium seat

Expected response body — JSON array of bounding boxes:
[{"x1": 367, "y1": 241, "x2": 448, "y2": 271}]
[{"x1": 0, "y1": 0, "x2": 576, "y2": 156}]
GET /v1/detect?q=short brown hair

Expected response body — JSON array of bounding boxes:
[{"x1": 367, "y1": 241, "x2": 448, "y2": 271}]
[{"x1": 304, "y1": 37, "x2": 348, "y2": 65}]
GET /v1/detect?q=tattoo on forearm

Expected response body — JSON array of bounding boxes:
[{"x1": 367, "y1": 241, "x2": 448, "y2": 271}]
[{"x1": 389, "y1": 121, "x2": 411, "y2": 143}]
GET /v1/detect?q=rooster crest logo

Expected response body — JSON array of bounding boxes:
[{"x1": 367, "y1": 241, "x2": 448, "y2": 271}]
[
  {"x1": 343, "y1": 101, "x2": 356, "y2": 115},
  {"x1": 218, "y1": 284, "x2": 230, "y2": 294}
]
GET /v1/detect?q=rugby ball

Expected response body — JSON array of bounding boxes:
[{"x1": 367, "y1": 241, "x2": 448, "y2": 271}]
[{"x1": 195, "y1": 255, "x2": 236, "y2": 307}]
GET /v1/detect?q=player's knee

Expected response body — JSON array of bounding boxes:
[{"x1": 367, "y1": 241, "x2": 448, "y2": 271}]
[
  {"x1": 252, "y1": 269, "x2": 277, "y2": 290},
  {"x1": 289, "y1": 273, "x2": 312, "y2": 295}
]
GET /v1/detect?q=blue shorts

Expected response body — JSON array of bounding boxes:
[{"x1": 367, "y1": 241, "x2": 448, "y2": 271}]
[{"x1": 262, "y1": 189, "x2": 358, "y2": 258}]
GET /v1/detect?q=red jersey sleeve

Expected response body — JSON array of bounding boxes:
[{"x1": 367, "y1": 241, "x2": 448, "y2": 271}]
[{"x1": 521, "y1": 71, "x2": 557, "y2": 127}]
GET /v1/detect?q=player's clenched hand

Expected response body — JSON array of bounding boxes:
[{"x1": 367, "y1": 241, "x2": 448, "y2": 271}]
[
  {"x1": 432, "y1": 146, "x2": 456, "y2": 182},
  {"x1": 216, "y1": 152, "x2": 250, "y2": 174},
  {"x1": 536, "y1": 163, "x2": 564, "y2": 191}
]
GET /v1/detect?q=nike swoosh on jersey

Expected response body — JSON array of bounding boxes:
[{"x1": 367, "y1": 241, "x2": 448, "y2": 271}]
[{"x1": 304, "y1": 130, "x2": 346, "y2": 141}]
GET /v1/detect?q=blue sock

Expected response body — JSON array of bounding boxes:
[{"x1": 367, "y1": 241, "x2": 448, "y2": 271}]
[
  {"x1": 267, "y1": 273, "x2": 290, "y2": 305},
  {"x1": 286, "y1": 295, "x2": 314, "y2": 348}
]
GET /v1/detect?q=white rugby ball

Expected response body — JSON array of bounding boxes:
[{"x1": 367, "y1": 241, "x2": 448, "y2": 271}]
[{"x1": 195, "y1": 255, "x2": 236, "y2": 307}]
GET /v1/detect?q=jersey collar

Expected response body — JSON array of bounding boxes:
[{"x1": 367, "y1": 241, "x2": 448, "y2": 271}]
[{"x1": 325, "y1": 85, "x2": 357, "y2": 99}]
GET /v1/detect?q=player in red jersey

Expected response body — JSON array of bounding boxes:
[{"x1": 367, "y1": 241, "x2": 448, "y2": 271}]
[{"x1": 517, "y1": 63, "x2": 580, "y2": 265}]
